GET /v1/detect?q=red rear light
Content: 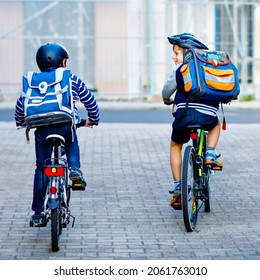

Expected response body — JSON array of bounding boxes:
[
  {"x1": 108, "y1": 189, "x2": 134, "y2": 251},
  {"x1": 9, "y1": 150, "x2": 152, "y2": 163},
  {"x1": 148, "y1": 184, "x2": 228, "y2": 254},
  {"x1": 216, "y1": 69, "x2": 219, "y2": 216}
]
[
  {"x1": 44, "y1": 167, "x2": 65, "y2": 177},
  {"x1": 190, "y1": 132, "x2": 198, "y2": 139},
  {"x1": 50, "y1": 186, "x2": 57, "y2": 194}
]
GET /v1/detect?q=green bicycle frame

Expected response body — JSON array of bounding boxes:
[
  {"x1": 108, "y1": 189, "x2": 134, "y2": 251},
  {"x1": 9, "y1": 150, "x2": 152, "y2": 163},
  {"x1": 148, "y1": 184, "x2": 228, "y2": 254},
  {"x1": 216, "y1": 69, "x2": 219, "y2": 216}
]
[{"x1": 197, "y1": 129, "x2": 205, "y2": 177}]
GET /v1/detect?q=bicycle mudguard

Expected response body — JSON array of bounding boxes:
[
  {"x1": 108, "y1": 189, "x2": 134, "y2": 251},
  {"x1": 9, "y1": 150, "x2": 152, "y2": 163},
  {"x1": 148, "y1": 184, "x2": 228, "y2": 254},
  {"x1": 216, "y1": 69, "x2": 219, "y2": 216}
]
[{"x1": 47, "y1": 198, "x2": 59, "y2": 209}]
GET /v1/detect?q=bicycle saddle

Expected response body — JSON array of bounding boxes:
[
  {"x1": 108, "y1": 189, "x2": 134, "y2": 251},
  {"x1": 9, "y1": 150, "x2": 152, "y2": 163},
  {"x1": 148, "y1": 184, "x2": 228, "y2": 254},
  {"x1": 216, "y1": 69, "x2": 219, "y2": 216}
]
[
  {"x1": 186, "y1": 124, "x2": 205, "y2": 130},
  {"x1": 45, "y1": 134, "x2": 65, "y2": 146}
]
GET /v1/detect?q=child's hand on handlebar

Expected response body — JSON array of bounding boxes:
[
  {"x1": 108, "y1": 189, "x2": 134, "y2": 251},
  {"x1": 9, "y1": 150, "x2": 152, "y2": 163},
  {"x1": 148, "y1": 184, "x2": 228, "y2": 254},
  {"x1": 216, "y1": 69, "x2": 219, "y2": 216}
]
[
  {"x1": 163, "y1": 98, "x2": 174, "y2": 105},
  {"x1": 85, "y1": 119, "x2": 98, "y2": 127},
  {"x1": 76, "y1": 119, "x2": 99, "y2": 128}
]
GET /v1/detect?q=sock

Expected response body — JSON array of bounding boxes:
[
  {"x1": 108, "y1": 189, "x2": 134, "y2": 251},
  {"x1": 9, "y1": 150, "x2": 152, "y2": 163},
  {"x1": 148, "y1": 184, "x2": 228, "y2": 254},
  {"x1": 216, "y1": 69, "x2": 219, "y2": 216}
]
[
  {"x1": 174, "y1": 180, "x2": 181, "y2": 190},
  {"x1": 169, "y1": 180, "x2": 181, "y2": 194},
  {"x1": 206, "y1": 147, "x2": 215, "y2": 159}
]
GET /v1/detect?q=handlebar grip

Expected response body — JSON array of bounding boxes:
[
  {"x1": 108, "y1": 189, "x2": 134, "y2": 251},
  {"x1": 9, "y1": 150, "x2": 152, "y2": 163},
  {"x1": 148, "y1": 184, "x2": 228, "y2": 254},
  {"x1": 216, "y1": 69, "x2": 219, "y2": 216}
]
[
  {"x1": 76, "y1": 119, "x2": 87, "y2": 128},
  {"x1": 76, "y1": 119, "x2": 99, "y2": 128},
  {"x1": 89, "y1": 122, "x2": 99, "y2": 126}
]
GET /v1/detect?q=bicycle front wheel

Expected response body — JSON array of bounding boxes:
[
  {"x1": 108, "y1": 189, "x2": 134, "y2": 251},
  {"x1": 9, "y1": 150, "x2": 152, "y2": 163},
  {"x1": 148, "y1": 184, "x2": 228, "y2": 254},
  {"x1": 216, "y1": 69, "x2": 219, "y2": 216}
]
[
  {"x1": 181, "y1": 145, "x2": 198, "y2": 232},
  {"x1": 51, "y1": 208, "x2": 61, "y2": 252}
]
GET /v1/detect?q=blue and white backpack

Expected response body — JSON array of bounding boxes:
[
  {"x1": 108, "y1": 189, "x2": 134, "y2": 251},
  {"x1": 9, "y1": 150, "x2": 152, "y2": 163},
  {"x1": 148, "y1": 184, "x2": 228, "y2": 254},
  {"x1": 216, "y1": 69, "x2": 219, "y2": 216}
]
[{"x1": 21, "y1": 67, "x2": 75, "y2": 128}]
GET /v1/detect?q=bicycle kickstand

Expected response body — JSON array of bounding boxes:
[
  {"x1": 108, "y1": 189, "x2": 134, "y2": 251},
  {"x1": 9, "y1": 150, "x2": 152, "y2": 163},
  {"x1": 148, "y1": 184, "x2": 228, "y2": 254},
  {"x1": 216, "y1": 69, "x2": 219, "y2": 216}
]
[{"x1": 68, "y1": 212, "x2": 76, "y2": 228}]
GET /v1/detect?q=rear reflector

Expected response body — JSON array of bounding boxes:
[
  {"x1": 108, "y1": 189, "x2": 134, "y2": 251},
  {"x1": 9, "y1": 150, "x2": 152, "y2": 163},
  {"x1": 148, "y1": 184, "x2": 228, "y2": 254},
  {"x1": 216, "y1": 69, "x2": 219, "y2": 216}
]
[
  {"x1": 44, "y1": 167, "x2": 65, "y2": 177},
  {"x1": 190, "y1": 132, "x2": 198, "y2": 139}
]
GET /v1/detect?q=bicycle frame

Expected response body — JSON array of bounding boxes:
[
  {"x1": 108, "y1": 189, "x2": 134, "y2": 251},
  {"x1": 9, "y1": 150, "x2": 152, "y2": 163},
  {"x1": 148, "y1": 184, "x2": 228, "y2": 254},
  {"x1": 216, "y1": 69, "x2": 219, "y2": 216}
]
[
  {"x1": 191, "y1": 128, "x2": 210, "y2": 200},
  {"x1": 194, "y1": 129, "x2": 206, "y2": 184},
  {"x1": 42, "y1": 135, "x2": 75, "y2": 251}
]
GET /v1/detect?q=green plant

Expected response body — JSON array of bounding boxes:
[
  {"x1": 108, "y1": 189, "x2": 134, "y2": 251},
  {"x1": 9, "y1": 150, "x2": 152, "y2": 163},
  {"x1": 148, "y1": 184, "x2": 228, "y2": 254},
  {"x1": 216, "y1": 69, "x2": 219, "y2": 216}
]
[{"x1": 239, "y1": 94, "x2": 256, "y2": 102}]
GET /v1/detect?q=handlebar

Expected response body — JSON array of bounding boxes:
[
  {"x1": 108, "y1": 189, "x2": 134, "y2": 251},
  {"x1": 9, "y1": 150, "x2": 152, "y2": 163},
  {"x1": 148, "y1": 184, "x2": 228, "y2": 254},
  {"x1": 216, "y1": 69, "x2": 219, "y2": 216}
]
[
  {"x1": 18, "y1": 119, "x2": 98, "y2": 143},
  {"x1": 76, "y1": 119, "x2": 99, "y2": 128}
]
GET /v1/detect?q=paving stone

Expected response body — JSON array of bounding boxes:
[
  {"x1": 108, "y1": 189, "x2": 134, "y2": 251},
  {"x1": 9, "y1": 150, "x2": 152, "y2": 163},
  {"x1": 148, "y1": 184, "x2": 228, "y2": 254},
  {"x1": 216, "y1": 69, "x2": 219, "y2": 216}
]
[{"x1": 0, "y1": 122, "x2": 259, "y2": 260}]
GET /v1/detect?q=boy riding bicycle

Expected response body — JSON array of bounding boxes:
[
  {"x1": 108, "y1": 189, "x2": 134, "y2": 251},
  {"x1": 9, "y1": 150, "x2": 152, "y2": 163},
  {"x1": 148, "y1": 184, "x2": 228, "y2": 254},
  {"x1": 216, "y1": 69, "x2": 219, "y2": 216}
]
[
  {"x1": 162, "y1": 33, "x2": 222, "y2": 208},
  {"x1": 15, "y1": 42, "x2": 100, "y2": 227}
]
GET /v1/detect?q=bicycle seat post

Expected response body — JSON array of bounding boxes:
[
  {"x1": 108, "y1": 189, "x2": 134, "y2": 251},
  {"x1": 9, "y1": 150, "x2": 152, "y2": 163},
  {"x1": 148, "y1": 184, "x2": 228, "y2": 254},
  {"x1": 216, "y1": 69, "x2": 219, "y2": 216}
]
[{"x1": 45, "y1": 134, "x2": 66, "y2": 165}]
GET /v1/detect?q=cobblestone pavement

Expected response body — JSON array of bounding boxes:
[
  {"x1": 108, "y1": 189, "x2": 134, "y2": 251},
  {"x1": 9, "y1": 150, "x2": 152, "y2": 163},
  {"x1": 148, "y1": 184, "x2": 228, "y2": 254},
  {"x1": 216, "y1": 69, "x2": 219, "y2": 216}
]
[{"x1": 0, "y1": 121, "x2": 259, "y2": 260}]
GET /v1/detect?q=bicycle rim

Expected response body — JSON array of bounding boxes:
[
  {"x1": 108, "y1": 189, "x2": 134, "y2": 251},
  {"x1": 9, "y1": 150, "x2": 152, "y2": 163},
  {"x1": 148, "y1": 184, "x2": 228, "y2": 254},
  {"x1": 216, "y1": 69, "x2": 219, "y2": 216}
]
[
  {"x1": 181, "y1": 146, "x2": 198, "y2": 232},
  {"x1": 51, "y1": 208, "x2": 60, "y2": 252}
]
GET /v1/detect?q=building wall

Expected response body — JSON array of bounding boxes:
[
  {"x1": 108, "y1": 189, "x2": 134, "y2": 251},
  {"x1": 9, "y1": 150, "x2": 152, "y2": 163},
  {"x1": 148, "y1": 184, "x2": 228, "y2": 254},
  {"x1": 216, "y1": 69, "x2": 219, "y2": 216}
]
[
  {"x1": 253, "y1": 5, "x2": 260, "y2": 88},
  {"x1": 0, "y1": 2, "x2": 24, "y2": 95},
  {"x1": 0, "y1": 0, "x2": 259, "y2": 100},
  {"x1": 94, "y1": 2, "x2": 128, "y2": 97}
]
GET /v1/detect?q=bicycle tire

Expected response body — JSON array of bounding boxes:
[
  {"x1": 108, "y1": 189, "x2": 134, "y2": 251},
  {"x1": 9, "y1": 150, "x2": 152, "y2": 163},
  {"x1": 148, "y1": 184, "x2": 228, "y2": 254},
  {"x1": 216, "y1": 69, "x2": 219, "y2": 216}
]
[
  {"x1": 181, "y1": 145, "x2": 198, "y2": 232},
  {"x1": 51, "y1": 207, "x2": 61, "y2": 252},
  {"x1": 204, "y1": 167, "x2": 211, "y2": 212}
]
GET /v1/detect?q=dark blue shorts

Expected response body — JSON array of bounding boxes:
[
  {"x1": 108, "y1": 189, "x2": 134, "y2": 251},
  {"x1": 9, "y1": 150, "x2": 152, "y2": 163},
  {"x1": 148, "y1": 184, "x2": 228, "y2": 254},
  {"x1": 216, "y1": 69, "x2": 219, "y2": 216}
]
[{"x1": 171, "y1": 108, "x2": 218, "y2": 144}]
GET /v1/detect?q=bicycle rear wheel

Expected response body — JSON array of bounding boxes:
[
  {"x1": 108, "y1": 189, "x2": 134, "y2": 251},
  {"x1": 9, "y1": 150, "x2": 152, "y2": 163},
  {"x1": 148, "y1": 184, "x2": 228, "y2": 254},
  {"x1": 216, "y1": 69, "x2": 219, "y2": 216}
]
[
  {"x1": 51, "y1": 207, "x2": 61, "y2": 252},
  {"x1": 181, "y1": 145, "x2": 198, "y2": 232}
]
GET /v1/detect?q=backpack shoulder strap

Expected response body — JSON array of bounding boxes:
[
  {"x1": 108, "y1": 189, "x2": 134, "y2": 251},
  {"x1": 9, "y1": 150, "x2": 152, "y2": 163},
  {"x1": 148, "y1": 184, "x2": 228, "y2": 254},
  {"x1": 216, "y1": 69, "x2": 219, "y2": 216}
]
[
  {"x1": 55, "y1": 68, "x2": 71, "y2": 95},
  {"x1": 55, "y1": 67, "x2": 67, "y2": 82},
  {"x1": 21, "y1": 72, "x2": 35, "y2": 98},
  {"x1": 24, "y1": 71, "x2": 34, "y2": 87}
]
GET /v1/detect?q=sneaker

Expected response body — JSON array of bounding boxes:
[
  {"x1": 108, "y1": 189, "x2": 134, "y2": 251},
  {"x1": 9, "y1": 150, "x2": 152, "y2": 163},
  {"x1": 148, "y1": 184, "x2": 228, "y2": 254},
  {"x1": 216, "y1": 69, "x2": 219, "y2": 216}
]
[
  {"x1": 205, "y1": 153, "x2": 223, "y2": 170},
  {"x1": 69, "y1": 167, "x2": 87, "y2": 189},
  {"x1": 29, "y1": 213, "x2": 47, "y2": 227},
  {"x1": 69, "y1": 167, "x2": 83, "y2": 180},
  {"x1": 170, "y1": 191, "x2": 181, "y2": 208},
  {"x1": 169, "y1": 183, "x2": 181, "y2": 209}
]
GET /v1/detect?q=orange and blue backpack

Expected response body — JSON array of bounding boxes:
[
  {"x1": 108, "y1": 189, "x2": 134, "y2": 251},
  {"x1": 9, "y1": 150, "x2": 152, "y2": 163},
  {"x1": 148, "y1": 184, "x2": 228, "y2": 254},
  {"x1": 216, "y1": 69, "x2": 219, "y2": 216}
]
[{"x1": 178, "y1": 48, "x2": 240, "y2": 104}]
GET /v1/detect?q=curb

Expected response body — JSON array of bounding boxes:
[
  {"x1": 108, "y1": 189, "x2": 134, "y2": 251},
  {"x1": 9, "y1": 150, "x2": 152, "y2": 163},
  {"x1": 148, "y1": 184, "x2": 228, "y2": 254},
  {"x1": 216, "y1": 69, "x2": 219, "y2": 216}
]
[{"x1": 1, "y1": 100, "x2": 260, "y2": 110}]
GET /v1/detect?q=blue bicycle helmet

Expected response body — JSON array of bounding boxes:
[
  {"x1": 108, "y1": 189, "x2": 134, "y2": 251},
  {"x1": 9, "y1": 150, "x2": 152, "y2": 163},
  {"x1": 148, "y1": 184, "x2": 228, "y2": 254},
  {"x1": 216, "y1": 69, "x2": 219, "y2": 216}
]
[
  {"x1": 36, "y1": 42, "x2": 69, "y2": 72},
  {"x1": 167, "y1": 32, "x2": 208, "y2": 50}
]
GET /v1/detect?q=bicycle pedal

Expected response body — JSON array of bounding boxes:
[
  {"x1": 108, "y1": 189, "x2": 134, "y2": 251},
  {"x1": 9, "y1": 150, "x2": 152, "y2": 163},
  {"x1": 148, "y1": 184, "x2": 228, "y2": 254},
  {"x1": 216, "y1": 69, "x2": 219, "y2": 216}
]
[
  {"x1": 210, "y1": 166, "x2": 222, "y2": 171},
  {"x1": 171, "y1": 203, "x2": 182, "y2": 210},
  {"x1": 170, "y1": 195, "x2": 182, "y2": 210},
  {"x1": 71, "y1": 182, "x2": 86, "y2": 191}
]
